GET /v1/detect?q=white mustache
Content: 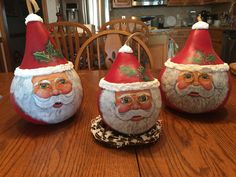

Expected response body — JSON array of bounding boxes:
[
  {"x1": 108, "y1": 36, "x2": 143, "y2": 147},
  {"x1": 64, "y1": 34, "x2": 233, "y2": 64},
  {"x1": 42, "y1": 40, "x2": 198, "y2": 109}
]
[
  {"x1": 115, "y1": 106, "x2": 154, "y2": 121},
  {"x1": 33, "y1": 91, "x2": 74, "y2": 108},
  {"x1": 175, "y1": 84, "x2": 214, "y2": 98}
]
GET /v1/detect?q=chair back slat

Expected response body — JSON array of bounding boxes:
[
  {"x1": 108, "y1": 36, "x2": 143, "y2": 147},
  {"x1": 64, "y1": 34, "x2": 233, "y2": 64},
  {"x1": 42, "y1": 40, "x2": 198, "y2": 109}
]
[
  {"x1": 74, "y1": 30, "x2": 80, "y2": 52},
  {"x1": 66, "y1": 27, "x2": 75, "y2": 63},
  {"x1": 51, "y1": 29, "x2": 61, "y2": 53},
  {"x1": 86, "y1": 46, "x2": 91, "y2": 70},
  {"x1": 137, "y1": 43, "x2": 141, "y2": 63},
  {"x1": 59, "y1": 30, "x2": 68, "y2": 59},
  {"x1": 46, "y1": 22, "x2": 92, "y2": 63}
]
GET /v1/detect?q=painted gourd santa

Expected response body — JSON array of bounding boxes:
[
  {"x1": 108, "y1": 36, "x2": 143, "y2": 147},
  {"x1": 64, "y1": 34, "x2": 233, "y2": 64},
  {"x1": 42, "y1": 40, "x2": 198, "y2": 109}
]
[
  {"x1": 159, "y1": 20, "x2": 231, "y2": 113},
  {"x1": 10, "y1": 13, "x2": 83, "y2": 124},
  {"x1": 98, "y1": 44, "x2": 162, "y2": 135}
]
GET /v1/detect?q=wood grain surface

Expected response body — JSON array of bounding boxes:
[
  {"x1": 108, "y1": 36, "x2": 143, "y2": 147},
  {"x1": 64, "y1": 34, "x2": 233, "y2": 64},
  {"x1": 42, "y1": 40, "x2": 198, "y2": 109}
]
[{"x1": 0, "y1": 71, "x2": 236, "y2": 177}]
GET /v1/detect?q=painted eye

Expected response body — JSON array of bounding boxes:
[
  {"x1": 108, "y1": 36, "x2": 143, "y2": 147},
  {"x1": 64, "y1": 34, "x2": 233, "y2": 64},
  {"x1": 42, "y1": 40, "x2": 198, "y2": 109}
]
[
  {"x1": 58, "y1": 78, "x2": 66, "y2": 84},
  {"x1": 138, "y1": 95, "x2": 148, "y2": 102},
  {"x1": 200, "y1": 73, "x2": 209, "y2": 80},
  {"x1": 39, "y1": 83, "x2": 50, "y2": 89},
  {"x1": 120, "y1": 96, "x2": 132, "y2": 104},
  {"x1": 184, "y1": 72, "x2": 192, "y2": 79}
]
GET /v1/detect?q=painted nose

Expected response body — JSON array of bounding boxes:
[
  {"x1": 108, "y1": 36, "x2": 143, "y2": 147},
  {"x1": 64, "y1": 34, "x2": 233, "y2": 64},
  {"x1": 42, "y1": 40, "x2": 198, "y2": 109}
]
[
  {"x1": 131, "y1": 102, "x2": 140, "y2": 110},
  {"x1": 52, "y1": 89, "x2": 60, "y2": 96},
  {"x1": 192, "y1": 76, "x2": 200, "y2": 86}
]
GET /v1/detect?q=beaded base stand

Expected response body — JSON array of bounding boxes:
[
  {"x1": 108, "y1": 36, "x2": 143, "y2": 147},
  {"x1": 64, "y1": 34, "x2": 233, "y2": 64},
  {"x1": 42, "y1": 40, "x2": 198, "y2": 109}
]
[{"x1": 91, "y1": 115, "x2": 162, "y2": 148}]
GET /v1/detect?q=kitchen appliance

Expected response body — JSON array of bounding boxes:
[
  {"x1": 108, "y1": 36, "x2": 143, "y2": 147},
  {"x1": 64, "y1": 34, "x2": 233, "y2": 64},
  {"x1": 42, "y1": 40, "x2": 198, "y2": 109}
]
[
  {"x1": 132, "y1": 0, "x2": 167, "y2": 6},
  {"x1": 66, "y1": 3, "x2": 79, "y2": 22},
  {"x1": 187, "y1": 10, "x2": 197, "y2": 26},
  {"x1": 221, "y1": 30, "x2": 236, "y2": 63},
  {"x1": 62, "y1": 0, "x2": 110, "y2": 31}
]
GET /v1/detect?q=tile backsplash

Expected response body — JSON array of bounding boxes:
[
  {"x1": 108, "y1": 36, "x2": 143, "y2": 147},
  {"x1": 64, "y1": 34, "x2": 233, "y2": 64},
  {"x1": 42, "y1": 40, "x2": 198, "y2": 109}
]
[
  {"x1": 110, "y1": 6, "x2": 211, "y2": 19},
  {"x1": 110, "y1": 4, "x2": 231, "y2": 27}
]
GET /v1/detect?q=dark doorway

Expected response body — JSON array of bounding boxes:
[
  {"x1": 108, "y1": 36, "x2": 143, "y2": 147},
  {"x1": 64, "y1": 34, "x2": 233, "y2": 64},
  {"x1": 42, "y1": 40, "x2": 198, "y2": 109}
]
[{"x1": 4, "y1": 0, "x2": 43, "y2": 69}]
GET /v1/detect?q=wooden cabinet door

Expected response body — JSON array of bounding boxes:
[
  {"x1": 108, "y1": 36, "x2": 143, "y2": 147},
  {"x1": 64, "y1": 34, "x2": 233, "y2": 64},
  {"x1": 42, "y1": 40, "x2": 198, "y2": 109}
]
[
  {"x1": 186, "y1": 0, "x2": 202, "y2": 5},
  {"x1": 112, "y1": 0, "x2": 132, "y2": 8},
  {"x1": 168, "y1": 0, "x2": 186, "y2": 6},
  {"x1": 168, "y1": 0, "x2": 202, "y2": 6},
  {"x1": 209, "y1": 29, "x2": 223, "y2": 56},
  {"x1": 148, "y1": 34, "x2": 168, "y2": 70},
  {"x1": 215, "y1": 0, "x2": 231, "y2": 2},
  {"x1": 169, "y1": 29, "x2": 191, "y2": 52}
]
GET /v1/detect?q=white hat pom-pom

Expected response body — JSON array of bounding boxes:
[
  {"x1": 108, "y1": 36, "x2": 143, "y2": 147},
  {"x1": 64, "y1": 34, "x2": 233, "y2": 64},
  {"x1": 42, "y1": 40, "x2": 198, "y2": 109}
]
[
  {"x1": 25, "y1": 13, "x2": 43, "y2": 25},
  {"x1": 118, "y1": 44, "x2": 133, "y2": 53},
  {"x1": 192, "y1": 21, "x2": 209, "y2": 29}
]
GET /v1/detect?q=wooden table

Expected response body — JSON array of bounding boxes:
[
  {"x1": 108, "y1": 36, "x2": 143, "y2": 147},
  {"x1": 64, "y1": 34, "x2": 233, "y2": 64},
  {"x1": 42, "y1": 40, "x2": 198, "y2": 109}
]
[{"x1": 0, "y1": 70, "x2": 236, "y2": 177}]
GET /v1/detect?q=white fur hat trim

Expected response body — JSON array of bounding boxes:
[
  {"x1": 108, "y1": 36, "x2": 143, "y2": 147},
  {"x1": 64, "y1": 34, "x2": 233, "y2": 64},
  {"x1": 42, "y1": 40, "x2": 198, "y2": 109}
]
[
  {"x1": 165, "y1": 59, "x2": 229, "y2": 72},
  {"x1": 99, "y1": 78, "x2": 160, "y2": 91},
  {"x1": 14, "y1": 62, "x2": 74, "y2": 77}
]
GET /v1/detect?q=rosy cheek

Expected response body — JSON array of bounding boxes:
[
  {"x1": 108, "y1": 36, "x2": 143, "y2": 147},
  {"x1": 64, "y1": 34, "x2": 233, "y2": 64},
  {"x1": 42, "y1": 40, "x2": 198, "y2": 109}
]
[
  {"x1": 59, "y1": 84, "x2": 72, "y2": 94},
  {"x1": 34, "y1": 89, "x2": 51, "y2": 99},
  {"x1": 140, "y1": 102, "x2": 152, "y2": 110},
  {"x1": 177, "y1": 81, "x2": 190, "y2": 90},
  {"x1": 201, "y1": 82, "x2": 213, "y2": 90},
  {"x1": 117, "y1": 105, "x2": 131, "y2": 113}
]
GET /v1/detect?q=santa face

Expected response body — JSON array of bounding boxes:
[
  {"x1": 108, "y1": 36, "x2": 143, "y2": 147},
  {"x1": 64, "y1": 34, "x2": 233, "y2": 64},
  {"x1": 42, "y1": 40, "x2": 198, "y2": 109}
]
[
  {"x1": 99, "y1": 88, "x2": 161, "y2": 135},
  {"x1": 161, "y1": 67, "x2": 230, "y2": 113},
  {"x1": 11, "y1": 69, "x2": 83, "y2": 124}
]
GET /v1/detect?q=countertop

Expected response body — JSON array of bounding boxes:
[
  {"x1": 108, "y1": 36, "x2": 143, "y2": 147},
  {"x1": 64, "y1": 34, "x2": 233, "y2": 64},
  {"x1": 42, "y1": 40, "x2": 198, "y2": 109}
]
[{"x1": 149, "y1": 25, "x2": 236, "y2": 34}]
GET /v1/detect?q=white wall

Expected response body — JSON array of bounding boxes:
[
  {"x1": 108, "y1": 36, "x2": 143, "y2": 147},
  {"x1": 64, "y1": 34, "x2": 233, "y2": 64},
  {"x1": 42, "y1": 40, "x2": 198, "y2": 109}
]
[{"x1": 46, "y1": 0, "x2": 59, "y2": 23}]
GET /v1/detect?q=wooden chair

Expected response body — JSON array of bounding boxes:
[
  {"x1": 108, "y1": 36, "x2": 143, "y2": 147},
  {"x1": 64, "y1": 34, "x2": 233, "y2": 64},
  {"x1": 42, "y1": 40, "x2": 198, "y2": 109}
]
[
  {"x1": 100, "y1": 18, "x2": 149, "y2": 34},
  {"x1": 100, "y1": 19, "x2": 149, "y2": 54},
  {"x1": 46, "y1": 21, "x2": 93, "y2": 64},
  {"x1": 74, "y1": 30, "x2": 153, "y2": 70}
]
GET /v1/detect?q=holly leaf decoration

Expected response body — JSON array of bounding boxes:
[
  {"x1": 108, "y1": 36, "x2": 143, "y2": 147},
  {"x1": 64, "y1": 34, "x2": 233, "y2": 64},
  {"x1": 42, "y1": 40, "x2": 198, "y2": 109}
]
[
  {"x1": 33, "y1": 51, "x2": 50, "y2": 62},
  {"x1": 192, "y1": 57, "x2": 202, "y2": 64},
  {"x1": 206, "y1": 54, "x2": 215, "y2": 62},
  {"x1": 33, "y1": 40, "x2": 64, "y2": 62},
  {"x1": 119, "y1": 65, "x2": 137, "y2": 77},
  {"x1": 188, "y1": 49, "x2": 216, "y2": 64},
  {"x1": 119, "y1": 65, "x2": 151, "y2": 81},
  {"x1": 137, "y1": 66, "x2": 151, "y2": 81},
  {"x1": 45, "y1": 41, "x2": 64, "y2": 58}
]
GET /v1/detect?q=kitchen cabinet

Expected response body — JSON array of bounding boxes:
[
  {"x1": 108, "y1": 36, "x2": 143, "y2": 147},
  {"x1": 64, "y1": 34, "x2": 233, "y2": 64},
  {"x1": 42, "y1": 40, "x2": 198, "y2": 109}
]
[
  {"x1": 112, "y1": 0, "x2": 132, "y2": 8},
  {"x1": 202, "y1": 0, "x2": 231, "y2": 4},
  {"x1": 168, "y1": 28, "x2": 223, "y2": 57},
  {"x1": 168, "y1": 0, "x2": 202, "y2": 6},
  {"x1": 148, "y1": 33, "x2": 168, "y2": 70},
  {"x1": 168, "y1": 0, "x2": 231, "y2": 6},
  {"x1": 169, "y1": 28, "x2": 191, "y2": 52},
  {"x1": 209, "y1": 28, "x2": 223, "y2": 56}
]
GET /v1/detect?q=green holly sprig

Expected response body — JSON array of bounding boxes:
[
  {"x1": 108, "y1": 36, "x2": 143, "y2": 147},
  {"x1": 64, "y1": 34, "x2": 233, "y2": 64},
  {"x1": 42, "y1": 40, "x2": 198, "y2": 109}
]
[
  {"x1": 188, "y1": 49, "x2": 216, "y2": 64},
  {"x1": 119, "y1": 65, "x2": 151, "y2": 81},
  {"x1": 33, "y1": 40, "x2": 64, "y2": 62}
]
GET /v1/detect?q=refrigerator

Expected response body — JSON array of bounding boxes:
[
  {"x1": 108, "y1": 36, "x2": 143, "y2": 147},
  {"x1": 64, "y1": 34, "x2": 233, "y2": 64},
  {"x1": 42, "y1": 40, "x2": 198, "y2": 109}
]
[{"x1": 61, "y1": 0, "x2": 110, "y2": 31}]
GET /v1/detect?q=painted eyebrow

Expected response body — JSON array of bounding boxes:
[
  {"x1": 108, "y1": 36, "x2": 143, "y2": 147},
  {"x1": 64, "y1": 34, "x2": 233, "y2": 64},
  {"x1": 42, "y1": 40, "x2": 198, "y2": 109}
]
[
  {"x1": 54, "y1": 77, "x2": 66, "y2": 82},
  {"x1": 117, "y1": 94, "x2": 132, "y2": 99},
  {"x1": 118, "y1": 92, "x2": 151, "y2": 99},
  {"x1": 136, "y1": 92, "x2": 151, "y2": 97}
]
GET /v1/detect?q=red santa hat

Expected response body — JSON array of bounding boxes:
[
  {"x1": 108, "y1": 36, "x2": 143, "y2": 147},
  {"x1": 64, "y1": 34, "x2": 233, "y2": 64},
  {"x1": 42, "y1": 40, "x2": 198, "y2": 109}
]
[
  {"x1": 99, "y1": 44, "x2": 159, "y2": 91},
  {"x1": 165, "y1": 21, "x2": 229, "y2": 72},
  {"x1": 14, "y1": 13, "x2": 73, "y2": 77}
]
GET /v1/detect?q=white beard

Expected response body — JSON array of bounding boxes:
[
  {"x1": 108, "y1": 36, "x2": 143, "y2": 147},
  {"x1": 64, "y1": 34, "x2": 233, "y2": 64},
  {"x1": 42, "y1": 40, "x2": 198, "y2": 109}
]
[
  {"x1": 99, "y1": 88, "x2": 162, "y2": 135},
  {"x1": 11, "y1": 70, "x2": 83, "y2": 123},
  {"x1": 161, "y1": 68, "x2": 230, "y2": 113}
]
